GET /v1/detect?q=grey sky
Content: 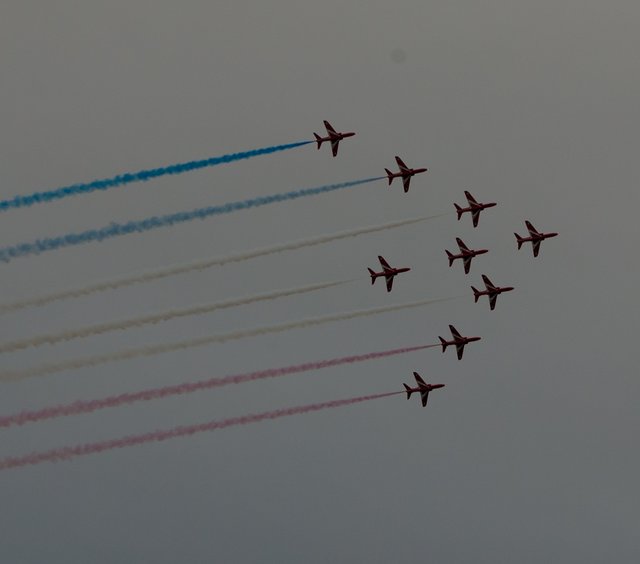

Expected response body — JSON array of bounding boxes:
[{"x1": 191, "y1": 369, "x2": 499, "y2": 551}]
[{"x1": 1, "y1": 1, "x2": 639, "y2": 562}]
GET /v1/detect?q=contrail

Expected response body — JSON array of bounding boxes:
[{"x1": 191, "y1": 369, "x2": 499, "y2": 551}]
[
  {"x1": 0, "y1": 297, "x2": 455, "y2": 382},
  {"x1": 0, "y1": 344, "x2": 437, "y2": 427},
  {"x1": 0, "y1": 141, "x2": 311, "y2": 213},
  {"x1": 0, "y1": 215, "x2": 439, "y2": 314},
  {"x1": 0, "y1": 279, "x2": 350, "y2": 353},
  {"x1": 0, "y1": 391, "x2": 402, "y2": 470},
  {"x1": 0, "y1": 177, "x2": 383, "y2": 263}
]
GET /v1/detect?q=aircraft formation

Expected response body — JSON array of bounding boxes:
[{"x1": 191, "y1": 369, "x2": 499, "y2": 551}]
[
  {"x1": 315, "y1": 120, "x2": 557, "y2": 408},
  {"x1": 0, "y1": 119, "x2": 561, "y2": 469}
]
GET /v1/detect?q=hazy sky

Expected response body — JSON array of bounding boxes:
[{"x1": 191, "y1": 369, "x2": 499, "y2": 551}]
[{"x1": 1, "y1": 1, "x2": 639, "y2": 562}]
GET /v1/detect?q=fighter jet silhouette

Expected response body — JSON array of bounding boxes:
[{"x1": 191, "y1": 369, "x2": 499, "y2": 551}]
[
  {"x1": 445, "y1": 238, "x2": 489, "y2": 274},
  {"x1": 515, "y1": 221, "x2": 558, "y2": 257},
  {"x1": 454, "y1": 191, "x2": 497, "y2": 227},
  {"x1": 384, "y1": 156, "x2": 428, "y2": 193},
  {"x1": 403, "y1": 372, "x2": 445, "y2": 407},
  {"x1": 438, "y1": 325, "x2": 481, "y2": 360},
  {"x1": 472, "y1": 274, "x2": 514, "y2": 311},
  {"x1": 367, "y1": 255, "x2": 411, "y2": 292},
  {"x1": 313, "y1": 120, "x2": 356, "y2": 157}
]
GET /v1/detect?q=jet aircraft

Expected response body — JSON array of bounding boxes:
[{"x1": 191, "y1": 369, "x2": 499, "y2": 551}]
[
  {"x1": 367, "y1": 255, "x2": 411, "y2": 292},
  {"x1": 446, "y1": 238, "x2": 489, "y2": 274},
  {"x1": 515, "y1": 221, "x2": 558, "y2": 257},
  {"x1": 384, "y1": 156, "x2": 428, "y2": 192},
  {"x1": 403, "y1": 372, "x2": 445, "y2": 407},
  {"x1": 454, "y1": 191, "x2": 497, "y2": 227},
  {"x1": 313, "y1": 120, "x2": 356, "y2": 157},
  {"x1": 438, "y1": 325, "x2": 481, "y2": 360},
  {"x1": 472, "y1": 274, "x2": 514, "y2": 310}
]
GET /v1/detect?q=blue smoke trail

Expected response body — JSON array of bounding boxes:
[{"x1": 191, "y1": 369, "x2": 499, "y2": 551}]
[
  {"x1": 0, "y1": 177, "x2": 383, "y2": 263},
  {"x1": 0, "y1": 141, "x2": 312, "y2": 213}
]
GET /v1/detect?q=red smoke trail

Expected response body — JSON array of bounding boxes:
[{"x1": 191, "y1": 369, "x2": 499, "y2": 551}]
[
  {"x1": 0, "y1": 344, "x2": 437, "y2": 428},
  {"x1": 0, "y1": 391, "x2": 402, "y2": 471}
]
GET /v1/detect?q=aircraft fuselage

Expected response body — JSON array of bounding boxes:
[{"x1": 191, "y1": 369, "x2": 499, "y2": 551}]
[
  {"x1": 406, "y1": 383, "x2": 445, "y2": 395},
  {"x1": 388, "y1": 167, "x2": 427, "y2": 180},
  {"x1": 522, "y1": 232, "x2": 558, "y2": 242},
  {"x1": 440, "y1": 336, "x2": 481, "y2": 347},
  {"x1": 457, "y1": 336, "x2": 481, "y2": 346},
  {"x1": 370, "y1": 266, "x2": 410, "y2": 278},
  {"x1": 453, "y1": 248, "x2": 488, "y2": 260},
  {"x1": 462, "y1": 201, "x2": 496, "y2": 213},
  {"x1": 474, "y1": 286, "x2": 514, "y2": 300},
  {"x1": 486, "y1": 286, "x2": 514, "y2": 295},
  {"x1": 318, "y1": 131, "x2": 355, "y2": 143}
]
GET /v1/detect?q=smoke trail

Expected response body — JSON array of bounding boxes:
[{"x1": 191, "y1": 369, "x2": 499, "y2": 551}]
[
  {"x1": 0, "y1": 177, "x2": 383, "y2": 263},
  {"x1": 0, "y1": 279, "x2": 349, "y2": 353},
  {"x1": 0, "y1": 141, "x2": 311, "y2": 213},
  {"x1": 0, "y1": 344, "x2": 437, "y2": 427},
  {"x1": 0, "y1": 391, "x2": 402, "y2": 470},
  {"x1": 0, "y1": 215, "x2": 439, "y2": 314},
  {"x1": 0, "y1": 297, "x2": 454, "y2": 382}
]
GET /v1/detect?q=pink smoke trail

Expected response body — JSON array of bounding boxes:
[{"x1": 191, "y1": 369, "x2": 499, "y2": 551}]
[
  {"x1": 0, "y1": 391, "x2": 403, "y2": 471},
  {"x1": 0, "y1": 344, "x2": 437, "y2": 428}
]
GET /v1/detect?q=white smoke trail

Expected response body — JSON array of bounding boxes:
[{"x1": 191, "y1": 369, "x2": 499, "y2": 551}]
[
  {"x1": 0, "y1": 280, "x2": 350, "y2": 353},
  {"x1": 0, "y1": 296, "x2": 455, "y2": 382},
  {"x1": 0, "y1": 215, "x2": 443, "y2": 314}
]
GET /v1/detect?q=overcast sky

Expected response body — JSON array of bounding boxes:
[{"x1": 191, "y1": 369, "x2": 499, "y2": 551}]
[{"x1": 1, "y1": 1, "x2": 639, "y2": 562}]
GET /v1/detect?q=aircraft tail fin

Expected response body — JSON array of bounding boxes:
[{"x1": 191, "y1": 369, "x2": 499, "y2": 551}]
[
  {"x1": 445, "y1": 250, "x2": 455, "y2": 267},
  {"x1": 471, "y1": 286, "x2": 481, "y2": 303},
  {"x1": 515, "y1": 233, "x2": 524, "y2": 249},
  {"x1": 313, "y1": 133, "x2": 323, "y2": 149},
  {"x1": 367, "y1": 268, "x2": 377, "y2": 284},
  {"x1": 403, "y1": 383, "x2": 413, "y2": 399},
  {"x1": 384, "y1": 169, "x2": 394, "y2": 185},
  {"x1": 439, "y1": 336, "x2": 448, "y2": 352},
  {"x1": 454, "y1": 203, "x2": 463, "y2": 220}
]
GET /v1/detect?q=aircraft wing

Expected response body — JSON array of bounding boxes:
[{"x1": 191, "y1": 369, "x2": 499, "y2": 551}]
[
  {"x1": 420, "y1": 390, "x2": 429, "y2": 407},
  {"x1": 465, "y1": 191, "x2": 478, "y2": 205},
  {"x1": 456, "y1": 344, "x2": 464, "y2": 360},
  {"x1": 482, "y1": 274, "x2": 495, "y2": 290},
  {"x1": 489, "y1": 293, "x2": 497, "y2": 310},
  {"x1": 323, "y1": 120, "x2": 337, "y2": 134},
  {"x1": 395, "y1": 156, "x2": 409, "y2": 171},
  {"x1": 402, "y1": 176, "x2": 411, "y2": 192},
  {"x1": 532, "y1": 240, "x2": 541, "y2": 257},
  {"x1": 385, "y1": 275, "x2": 394, "y2": 292},
  {"x1": 525, "y1": 220, "x2": 539, "y2": 236},
  {"x1": 378, "y1": 255, "x2": 391, "y2": 269},
  {"x1": 456, "y1": 238, "x2": 469, "y2": 251},
  {"x1": 463, "y1": 257, "x2": 472, "y2": 274},
  {"x1": 413, "y1": 372, "x2": 427, "y2": 386},
  {"x1": 330, "y1": 139, "x2": 339, "y2": 157},
  {"x1": 449, "y1": 325, "x2": 462, "y2": 338},
  {"x1": 472, "y1": 210, "x2": 480, "y2": 227}
]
